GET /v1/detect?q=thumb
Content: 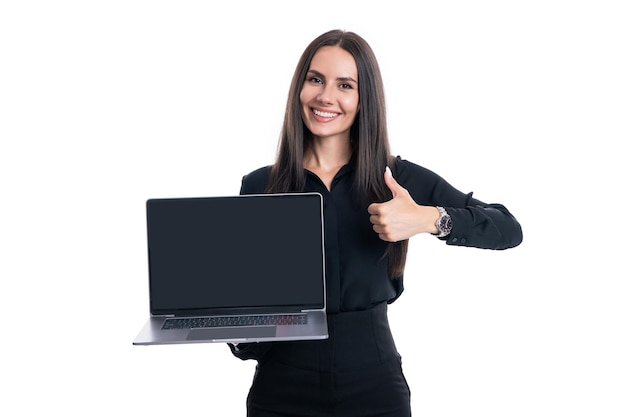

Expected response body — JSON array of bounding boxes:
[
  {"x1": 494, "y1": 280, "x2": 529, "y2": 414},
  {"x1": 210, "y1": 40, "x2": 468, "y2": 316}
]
[{"x1": 384, "y1": 166, "x2": 403, "y2": 198}]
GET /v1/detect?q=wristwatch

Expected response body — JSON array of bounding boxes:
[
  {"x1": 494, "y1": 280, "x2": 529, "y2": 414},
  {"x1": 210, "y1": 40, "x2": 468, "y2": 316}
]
[{"x1": 434, "y1": 206, "x2": 453, "y2": 238}]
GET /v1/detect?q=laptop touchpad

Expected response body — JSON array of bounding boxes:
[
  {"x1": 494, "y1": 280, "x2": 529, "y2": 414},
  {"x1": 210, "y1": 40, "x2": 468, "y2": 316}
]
[{"x1": 187, "y1": 326, "x2": 276, "y2": 341}]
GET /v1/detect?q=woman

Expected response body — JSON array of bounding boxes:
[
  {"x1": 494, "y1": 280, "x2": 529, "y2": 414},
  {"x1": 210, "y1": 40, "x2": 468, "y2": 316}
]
[{"x1": 229, "y1": 29, "x2": 523, "y2": 417}]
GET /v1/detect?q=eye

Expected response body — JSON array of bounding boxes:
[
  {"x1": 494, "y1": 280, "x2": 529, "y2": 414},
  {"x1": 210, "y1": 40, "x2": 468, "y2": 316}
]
[
  {"x1": 307, "y1": 76, "x2": 323, "y2": 84},
  {"x1": 339, "y1": 83, "x2": 354, "y2": 90}
]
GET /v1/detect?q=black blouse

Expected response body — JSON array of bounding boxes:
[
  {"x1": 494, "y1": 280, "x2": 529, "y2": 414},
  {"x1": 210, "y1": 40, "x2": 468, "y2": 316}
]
[{"x1": 239, "y1": 156, "x2": 523, "y2": 314}]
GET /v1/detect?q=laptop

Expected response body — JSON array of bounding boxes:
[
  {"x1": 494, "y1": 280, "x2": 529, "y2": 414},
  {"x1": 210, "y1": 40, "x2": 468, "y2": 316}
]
[{"x1": 133, "y1": 192, "x2": 329, "y2": 346}]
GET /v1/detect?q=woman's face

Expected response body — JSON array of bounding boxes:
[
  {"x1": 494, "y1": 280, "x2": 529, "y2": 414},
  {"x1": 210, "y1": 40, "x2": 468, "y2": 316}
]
[{"x1": 300, "y1": 46, "x2": 359, "y2": 142}]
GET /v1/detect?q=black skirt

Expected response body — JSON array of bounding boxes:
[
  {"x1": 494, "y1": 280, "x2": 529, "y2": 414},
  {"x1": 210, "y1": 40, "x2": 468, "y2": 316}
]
[{"x1": 246, "y1": 303, "x2": 411, "y2": 417}]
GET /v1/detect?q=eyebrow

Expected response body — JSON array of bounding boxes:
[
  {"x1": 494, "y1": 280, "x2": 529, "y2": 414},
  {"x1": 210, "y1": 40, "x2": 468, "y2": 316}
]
[{"x1": 307, "y1": 69, "x2": 358, "y2": 84}]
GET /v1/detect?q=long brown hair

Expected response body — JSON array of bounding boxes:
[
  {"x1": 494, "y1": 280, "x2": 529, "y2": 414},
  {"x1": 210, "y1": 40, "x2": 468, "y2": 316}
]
[{"x1": 267, "y1": 29, "x2": 408, "y2": 278}]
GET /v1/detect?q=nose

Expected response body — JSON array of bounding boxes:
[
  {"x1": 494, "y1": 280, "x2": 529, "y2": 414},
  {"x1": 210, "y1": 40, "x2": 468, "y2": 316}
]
[{"x1": 316, "y1": 84, "x2": 334, "y2": 105}]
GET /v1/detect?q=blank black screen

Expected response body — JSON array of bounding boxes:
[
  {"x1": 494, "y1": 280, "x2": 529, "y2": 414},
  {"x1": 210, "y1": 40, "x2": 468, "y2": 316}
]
[{"x1": 146, "y1": 193, "x2": 325, "y2": 314}]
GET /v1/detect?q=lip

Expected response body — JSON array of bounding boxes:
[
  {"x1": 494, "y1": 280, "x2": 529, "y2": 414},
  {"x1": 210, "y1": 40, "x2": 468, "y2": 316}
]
[{"x1": 311, "y1": 107, "x2": 340, "y2": 121}]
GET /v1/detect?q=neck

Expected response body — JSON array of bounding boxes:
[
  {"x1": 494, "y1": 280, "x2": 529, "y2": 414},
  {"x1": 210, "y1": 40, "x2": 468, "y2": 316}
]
[
  {"x1": 303, "y1": 135, "x2": 352, "y2": 191},
  {"x1": 303, "y1": 135, "x2": 352, "y2": 173}
]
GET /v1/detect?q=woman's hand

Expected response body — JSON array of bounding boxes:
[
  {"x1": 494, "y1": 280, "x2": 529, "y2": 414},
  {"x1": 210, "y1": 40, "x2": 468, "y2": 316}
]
[{"x1": 368, "y1": 167, "x2": 439, "y2": 242}]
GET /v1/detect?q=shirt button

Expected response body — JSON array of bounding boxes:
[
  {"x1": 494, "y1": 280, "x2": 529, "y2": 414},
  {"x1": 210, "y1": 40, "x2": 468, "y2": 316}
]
[{"x1": 461, "y1": 238, "x2": 467, "y2": 244}]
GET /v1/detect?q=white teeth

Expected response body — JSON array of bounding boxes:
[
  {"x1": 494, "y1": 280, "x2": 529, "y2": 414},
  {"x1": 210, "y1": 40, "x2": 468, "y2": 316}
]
[{"x1": 313, "y1": 109, "x2": 338, "y2": 118}]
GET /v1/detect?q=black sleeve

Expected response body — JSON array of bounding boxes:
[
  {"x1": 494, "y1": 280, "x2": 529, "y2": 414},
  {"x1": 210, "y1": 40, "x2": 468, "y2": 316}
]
[
  {"x1": 239, "y1": 166, "x2": 272, "y2": 195},
  {"x1": 394, "y1": 156, "x2": 523, "y2": 250},
  {"x1": 228, "y1": 342, "x2": 273, "y2": 362}
]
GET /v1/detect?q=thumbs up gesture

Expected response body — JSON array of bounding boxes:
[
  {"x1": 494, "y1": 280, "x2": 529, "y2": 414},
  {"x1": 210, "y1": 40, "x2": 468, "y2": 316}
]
[{"x1": 367, "y1": 167, "x2": 439, "y2": 242}]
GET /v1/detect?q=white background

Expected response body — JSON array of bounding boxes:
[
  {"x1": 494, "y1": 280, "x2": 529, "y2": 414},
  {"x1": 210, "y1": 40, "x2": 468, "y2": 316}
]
[{"x1": 1, "y1": 1, "x2": 625, "y2": 416}]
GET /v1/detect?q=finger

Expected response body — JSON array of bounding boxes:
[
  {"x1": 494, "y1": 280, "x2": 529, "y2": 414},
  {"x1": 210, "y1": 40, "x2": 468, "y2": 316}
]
[
  {"x1": 376, "y1": 231, "x2": 394, "y2": 242},
  {"x1": 384, "y1": 166, "x2": 404, "y2": 198},
  {"x1": 372, "y1": 224, "x2": 388, "y2": 234},
  {"x1": 367, "y1": 202, "x2": 382, "y2": 215},
  {"x1": 369, "y1": 214, "x2": 381, "y2": 225}
]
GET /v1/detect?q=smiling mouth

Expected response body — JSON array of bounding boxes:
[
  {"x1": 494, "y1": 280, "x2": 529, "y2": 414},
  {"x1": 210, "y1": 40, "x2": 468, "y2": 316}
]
[{"x1": 313, "y1": 108, "x2": 339, "y2": 118}]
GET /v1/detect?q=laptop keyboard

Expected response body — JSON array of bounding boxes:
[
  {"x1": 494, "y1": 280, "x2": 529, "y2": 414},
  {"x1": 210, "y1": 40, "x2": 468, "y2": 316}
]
[{"x1": 162, "y1": 314, "x2": 308, "y2": 330}]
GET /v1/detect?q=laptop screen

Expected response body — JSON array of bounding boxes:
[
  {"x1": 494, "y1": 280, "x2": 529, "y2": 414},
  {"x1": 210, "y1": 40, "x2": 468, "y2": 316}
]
[{"x1": 146, "y1": 193, "x2": 326, "y2": 315}]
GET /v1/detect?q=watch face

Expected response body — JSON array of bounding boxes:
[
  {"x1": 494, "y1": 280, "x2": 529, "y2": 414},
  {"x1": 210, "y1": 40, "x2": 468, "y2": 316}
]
[{"x1": 440, "y1": 215, "x2": 453, "y2": 233}]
